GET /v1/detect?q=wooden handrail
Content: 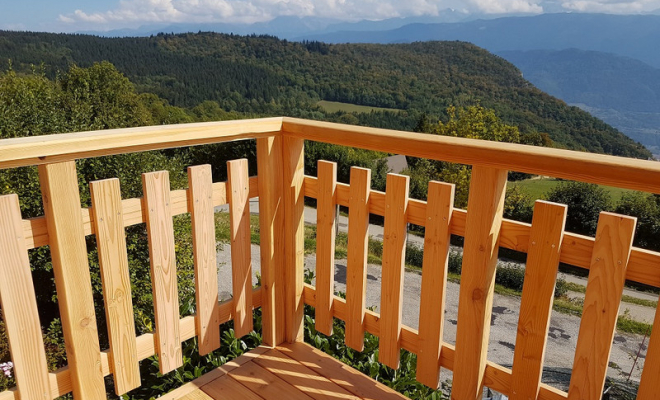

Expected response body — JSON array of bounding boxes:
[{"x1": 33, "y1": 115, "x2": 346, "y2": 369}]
[
  {"x1": 0, "y1": 117, "x2": 283, "y2": 169},
  {"x1": 282, "y1": 117, "x2": 660, "y2": 194}
]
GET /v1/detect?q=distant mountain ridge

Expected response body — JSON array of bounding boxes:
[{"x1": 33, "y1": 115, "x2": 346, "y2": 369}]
[
  {"x1": 498, "y1": 48, "x2": 660, "y2": 151},
  {"x1": 298, "y1": 13, "x2": 660, "y2": 68}
]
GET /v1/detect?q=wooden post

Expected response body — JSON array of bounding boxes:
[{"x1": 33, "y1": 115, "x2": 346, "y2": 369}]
[
  {"x1": 282, "y1": 136, "x2": 305, "y2": 343},
  {"x1": 227, "y1": 159, "x2": 254, "y2": 338},
  {"x1": 510, "y1": 201, "x2": 567, "y2": 400},
  {"x1": 142, "y1": 171, "x2": 183, "y2": 374},
  {"x1": 417, "y1": 181, "x2": 454, "y2": 388},
  {"x1": 0, "y1": 194, "x2": 50, "y2": 400},
  {"x1": 257, "y1": 136, "x2": 286, "y2": 346},
  {"x1": 637, "y1": 293, "x2": 660, "y2": 398},
  {"x1": 567, "y1": 212, "x2": 636, "y2": 400},
  {"x1": 187, "y1": 165, "x2": 221, "y2": 355},
  {"x1": 38, "y1": 161, "x2": 105, "y2": 399},
  {"x1": 345, "y1": 167, "x2": 372, "y2": 351},
  {"x1": 90, "y1": 179, "x2": 141, "y2": 394},
  {"x1": 315, "y1": 160, "x2": 338, "y2": 335},
  {"x1": 379, "y1": 173, "x2": 409, "y2": 369},
  {"x1": 451, "y1": 166, "x2": 508, "y2": 400}
]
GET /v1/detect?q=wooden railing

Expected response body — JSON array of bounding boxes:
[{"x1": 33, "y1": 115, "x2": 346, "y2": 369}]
[{"x1": 1, "y1": 117, "x2": 660, "y2": 400}]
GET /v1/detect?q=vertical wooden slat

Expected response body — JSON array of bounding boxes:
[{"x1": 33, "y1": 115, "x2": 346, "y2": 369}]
[
  {"x1": 567, "y1": 212, "x2": 636, "y2": 400},
  {"x1": 142, "y1": 171, "x2": 182, "y2": 374},
  {"x1": 38, "y1": 161, "x2": 105, "y2": 399},
  {"x1": 315, "y1": 160, "x2": 338, "y2": 335},
  {"x1": 257, "y1": 136, "x2": 286, "y2": 346},
  {"x1": 510, "y1": 200, "x2": 567, "y2": 400},
  {"x1": 451, "y1": 166, "x2": 508, "y2": 400},
  {"x1": 187, "y1": 165, "x2": 220, "y2": 355},
  {"x1": 637, "y1": 294, "x2": 660, "y2": 399},
  {"x1": 0, "y1": 194, "x2": 50, "y2": 400},
  {"x1": 379, "y1": 173, "x2": 409, "y2": 369},
  {"x1": 417, "y1": 181, "x2": 454, "y2": 388},
  {"x1": 90, "y1": 179, "x2": 141, "y2": 394},
  {"x1": 227, "y1": 159, "x2": 254, "y2": 338},
  {"x1": 282, "y1": 136, "x2": 305, "y2": 343},
  {"x1": 345, "y1": 167, "x2": 372, "y2": 351}
]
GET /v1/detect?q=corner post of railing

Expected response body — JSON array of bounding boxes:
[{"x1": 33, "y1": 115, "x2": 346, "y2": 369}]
[
  {"x1": 281, "y1": 133, "x2": 306, "y2": 343},
  {"x1": 257, "y1": 132, "x2": 305, "y2": 345}
]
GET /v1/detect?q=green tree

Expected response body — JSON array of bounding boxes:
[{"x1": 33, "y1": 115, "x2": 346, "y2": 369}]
[{"x1": 546, "y1": 182, "x2": 612, "y2": 236}]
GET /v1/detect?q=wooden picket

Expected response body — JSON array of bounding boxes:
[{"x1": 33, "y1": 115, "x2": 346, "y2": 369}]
[
  {"x1": 379, "y1": 173, "x2": 410, "y2": 369},
  {"x1": 227, "y1": 159, "x2": 254, "y2": 338},
  {"x1": 510, "y1": 201, "x2": 567, "y2": 400},
  {"x1": 416, "y1": 181, "x2": 454, "y2": 389},
  {"x1": 345, "y1": 167, "x2": 372, "y2": 351},
  {"x1": 0, "y1": 194, "x2": 50, "y2": 400},
  {"x1": 567, "y1": 213, "x2": 636, "y2": 400},
  {"x1": 451, "y1": 166, "x2": 508, "y2": 400},
  {"x1": 143, "y1": 170, "x2": 183, "y2": 374},
  {"x1": 90, "y1": 178, "x2": 141, "y2": 394},
  {"x1": 39, "y1": 161, "x2": 106, "y2": 399},
  {"x1": 315, "y1": 160, "x2": 338, "y2": 335},
  {"x1": 188, "y1": 165, "x2": 221, "y2": 355}
]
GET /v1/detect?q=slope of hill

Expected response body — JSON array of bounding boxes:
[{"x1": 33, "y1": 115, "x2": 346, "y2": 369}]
[
  {"x1": 299, "y1": 13, "x2": 660, "y2": 68},
  {"x1": 499, "y1": 49, "x2": 660, "y2": 151},
  {"x1": 0, "y1": 30, "x2": 650, "y2": 158}
]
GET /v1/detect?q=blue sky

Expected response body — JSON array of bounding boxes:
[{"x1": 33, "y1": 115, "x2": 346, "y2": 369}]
[{"x1": 2, "y1": 0, "x2": 659, "y2": 32}]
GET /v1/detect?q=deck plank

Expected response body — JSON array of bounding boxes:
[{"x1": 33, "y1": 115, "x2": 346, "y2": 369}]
[
  {"x1": 253, "y1": 349, "x2": 359, "y2": 400},
  {"x1": 202, "y1": 375, "x2": 264, "y2": 399},
  {"x1": 277, "y1": 342, "x2": 408, "y2": 400},
  {"x1": 229, "y1": 362, "x2": 313, "y2": 400}
]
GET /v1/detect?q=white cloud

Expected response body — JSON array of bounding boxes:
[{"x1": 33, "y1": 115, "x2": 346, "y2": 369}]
[
  {"x1": 560, "y1": 0, "x2": 660, "y2": 12},
  {"x1": 58, "y1": 0, "x2": 546, "y2": 29}
]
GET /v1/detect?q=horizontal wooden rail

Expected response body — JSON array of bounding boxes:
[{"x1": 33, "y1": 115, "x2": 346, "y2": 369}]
[
  {"x1": 0, "y1": 288, "x2": 264, "y2": 400},
  {"x1": 301, "y1": 284, "x2": 568, "y2": 400},
  {"x1": 0, "y1": 118, "x2": 282, "y2": 170},
  {"x1": 21, "y1": 176, "x2": 259, "y2": 249},
  {"x1": 304, "y1": 175, "x2": 660, "y2": 288},
  {"x1": 282, "y1": 117, "x2": 660, "y2": 194}
]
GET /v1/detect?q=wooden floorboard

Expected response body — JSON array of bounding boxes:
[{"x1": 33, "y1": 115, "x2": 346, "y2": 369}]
[{"x1": 173, "y1": 342, "x2": 408, "y2": 400}]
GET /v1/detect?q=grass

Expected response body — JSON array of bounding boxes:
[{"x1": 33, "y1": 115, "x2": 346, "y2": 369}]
[
  {"x1": 215, "y1": 212, "x2": 261, "y2": 245},
  {"x1": 621, "y1": 295, "x2": 658, "y2": 308},
  {"x1": 563, "y1": 280, "x2": 658, "y2": 308},
  {"x1": 509, "y1": 177, "x2": 636, "y2": 202},
  {"x1": 317, "y1": 100, "x2": 403, "y2": 114}
]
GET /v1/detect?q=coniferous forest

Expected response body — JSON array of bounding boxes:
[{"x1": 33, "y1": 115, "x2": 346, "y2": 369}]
[{"x1": 0, "y1": 30, "x2": 651, "y2": 158}]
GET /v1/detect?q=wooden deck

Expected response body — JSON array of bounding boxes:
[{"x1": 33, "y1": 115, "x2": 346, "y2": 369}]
[{"x1": 163, "y1": 342, "x2": 408, "y2": 400}]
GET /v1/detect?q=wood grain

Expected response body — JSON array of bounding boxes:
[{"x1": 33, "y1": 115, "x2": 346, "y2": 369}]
[
  {"x1": 38, "y1": 161, "x2": 105, "y2": 399},
  {"x1": 90, "y1": 178, "x2": 141, "y2": 394},
  {"x1": 315, "y1": 160, "x2": 338, "y2": 335},
  {"x1": 451, "y1": 166, "x2": 508, "y2": 400},
  {"x1": 257, "y1": 136, "x2": 286, "y2": 346},
  {"x1": 510, "y1": 201, "x2": 567, "y2": 400},
  {"x1": 282, "y1": 118, "x2": 660, "y2": 194},
  {"x1": 417, "y1": 181, "x2": 454, "y2": 389},
  {"x1": 227, "y1": 159, "x2": 254, "y2": 338},
  {"x1": 567, "y1": 212, "x2": 636, "y2": 400},
  {"x1": 142, "y1": 171, "x2": 183, "y2": 373},
  {"x1": 283, "y1": 136, "x2": 305, "y2": 343},
  {"x1": 0, "y1": 117, "x2": 283, "y2": 169},
  {"x1": 345, "y1": 167, "x2": 371, "y2": 351},
  {"x1": 0, "y1": 194, "x2": 51, "y2": 400},
  {"x1": 379, "y1": 173, "x2": 409, "y2": 369},
  {"x1": 636, "y1": 292, "x2": 660, "y2": 399},
  {"x1": 188, "y1": 165, "x2": 220, "y2": 355}
]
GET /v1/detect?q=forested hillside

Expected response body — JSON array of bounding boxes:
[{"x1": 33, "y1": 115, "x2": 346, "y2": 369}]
[{"x1": 0, "y1": 30, "x2": 650, "y2": 158}]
